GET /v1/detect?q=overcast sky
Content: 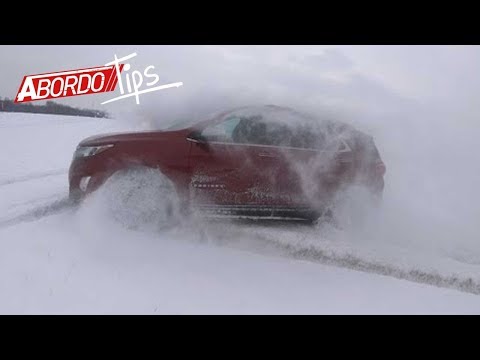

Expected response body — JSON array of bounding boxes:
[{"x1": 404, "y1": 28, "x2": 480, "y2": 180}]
[{"x1": 2, "y1": 45, "x2": 480, "y2": 124}]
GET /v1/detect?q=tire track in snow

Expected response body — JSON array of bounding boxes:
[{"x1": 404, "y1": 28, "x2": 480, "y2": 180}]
[
  {"x1": 200, "y1": 220, "x2": 480, "y2": 296},
  {"x1": 0, "y1": 197, "x2": 75, "y2": 229},
  {"x1": 0, "y1": 169, "x2": 67, "y2": 187},
  {"x1": 288, "y1": 244, "x2": 480, "y2": 295},
  {"x1": 255, "y1": 232, "x2": 480, "y2": 296}
]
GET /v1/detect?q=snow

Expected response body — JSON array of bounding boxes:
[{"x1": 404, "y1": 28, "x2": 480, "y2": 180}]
[
  {"x1": 0, "y1": 112, "x2": 128, "y2": 224},
  {"x1": 0, "y1": 112, "x2": 480, "y2": 314}
]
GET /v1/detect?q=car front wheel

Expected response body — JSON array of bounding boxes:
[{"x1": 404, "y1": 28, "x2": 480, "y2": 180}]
[{"x1": 95, "y1": 166, "x2": 182, "y2": 230}]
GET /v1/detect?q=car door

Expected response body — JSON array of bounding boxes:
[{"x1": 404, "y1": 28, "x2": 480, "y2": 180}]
[
  {"x1": 234, "y1": 119, "x2": 295, "y2": 207},
  {"x1": 272, "y1": 125, "x2": 355, "y2": 210},
  {"x1": 188, "y1": 115, "x2": 309, "y2": 209},
  {"x1": 229, "y1": 119, "x2": 355, "y2": 210},
  {"x1": 187, "y1": 116, "x2": 260, "y2": 207}
]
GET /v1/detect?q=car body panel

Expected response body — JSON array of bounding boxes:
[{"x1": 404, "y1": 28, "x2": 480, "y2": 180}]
[{"x1": 69, "y1": 105, "x2": 385, "y2": 220}]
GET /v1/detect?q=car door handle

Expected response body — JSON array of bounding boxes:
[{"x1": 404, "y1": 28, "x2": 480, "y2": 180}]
[{"x1": 258, "y1": 152, "x2": 277, "y2": 158}]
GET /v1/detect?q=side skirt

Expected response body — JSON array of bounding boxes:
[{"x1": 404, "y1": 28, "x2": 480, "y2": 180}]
[{"x1": 193, "y1": 204, "x2": 322, "y2": 221}]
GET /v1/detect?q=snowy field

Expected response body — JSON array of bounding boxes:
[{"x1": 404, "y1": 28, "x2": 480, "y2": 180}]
[{"x1": 1, "y1": 112, "x2": 480, "y2": 314}]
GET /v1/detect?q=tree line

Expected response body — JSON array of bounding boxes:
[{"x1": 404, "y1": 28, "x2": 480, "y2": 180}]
[{"x1": 0, "y1": 98, "x2": 109, "y2": 118}]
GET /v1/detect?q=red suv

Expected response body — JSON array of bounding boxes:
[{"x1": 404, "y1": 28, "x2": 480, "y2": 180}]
[{"x1": 69, "y1": 105, "x2": 385, "y2": 222}]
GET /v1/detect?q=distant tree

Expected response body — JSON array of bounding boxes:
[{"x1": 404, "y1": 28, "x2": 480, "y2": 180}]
[{"x1": 0, "y1": 97, "x2": 110, "y2": 119}]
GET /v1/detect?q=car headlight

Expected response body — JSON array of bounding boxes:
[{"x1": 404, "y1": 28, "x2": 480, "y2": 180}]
[{"x1": 74, "y1": 144, "x2": 114, "y2": 158}]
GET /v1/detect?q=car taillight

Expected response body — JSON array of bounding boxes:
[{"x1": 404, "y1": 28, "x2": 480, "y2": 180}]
[{"x1": 375, "y1": 161, "x2": 386, "y2": 176}]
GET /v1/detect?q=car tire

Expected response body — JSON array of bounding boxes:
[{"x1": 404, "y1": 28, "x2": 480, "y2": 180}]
[{"x1": 97, "y1": 166, "x2": 182, "y2": 230}]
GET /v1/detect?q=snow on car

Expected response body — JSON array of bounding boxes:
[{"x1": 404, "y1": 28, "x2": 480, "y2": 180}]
[{"x1": 69, "y1": 105, "x2": 386, "y2": 223}]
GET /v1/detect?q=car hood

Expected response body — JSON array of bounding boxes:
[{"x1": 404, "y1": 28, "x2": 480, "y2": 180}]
[{"x1": 79, "y1": 130, "x2": 171, "y2": 146}]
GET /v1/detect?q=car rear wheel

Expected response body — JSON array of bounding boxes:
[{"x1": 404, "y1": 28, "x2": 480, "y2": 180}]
[{"x1": 97, "y1": 166, "x2": 181, "y2": 230}]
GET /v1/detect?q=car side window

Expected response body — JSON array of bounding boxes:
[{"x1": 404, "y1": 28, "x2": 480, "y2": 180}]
[
  {"x1": 264, "y1": 123, "x2": 293, "y2": 147},
  {"x1": 290, "y1": 125, "x2": 326, "y2": 150},
  {"x1": 228, "y1": 115, "x2": 292, "y2": 146},
  {"x1": 201, "y1": 114, "x2": 326, "y2": 150},
  {"x1": 232, "y1": 117, "x2": 293, "y2": 147},
  {"x1": 201, "y1": 117, "x2": 241, "y2": 143},
  {"x1": 231, "y1": 116, "x2": 267, "y2": 145}
]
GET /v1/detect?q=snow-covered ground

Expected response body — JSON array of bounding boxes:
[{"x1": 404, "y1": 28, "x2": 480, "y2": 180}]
[{"x1": 1, "y1": 112, "x2": 480, "y2": 314}]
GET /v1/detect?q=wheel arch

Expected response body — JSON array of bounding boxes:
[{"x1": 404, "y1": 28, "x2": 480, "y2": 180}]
[{"x1": 85, "y1": 159, "x2": 182, "y2": 199}]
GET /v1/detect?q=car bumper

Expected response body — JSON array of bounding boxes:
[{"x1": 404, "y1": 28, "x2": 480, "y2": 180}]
[{"x1": 68, "y1": 156, "x2": 113, "y2": 201}]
